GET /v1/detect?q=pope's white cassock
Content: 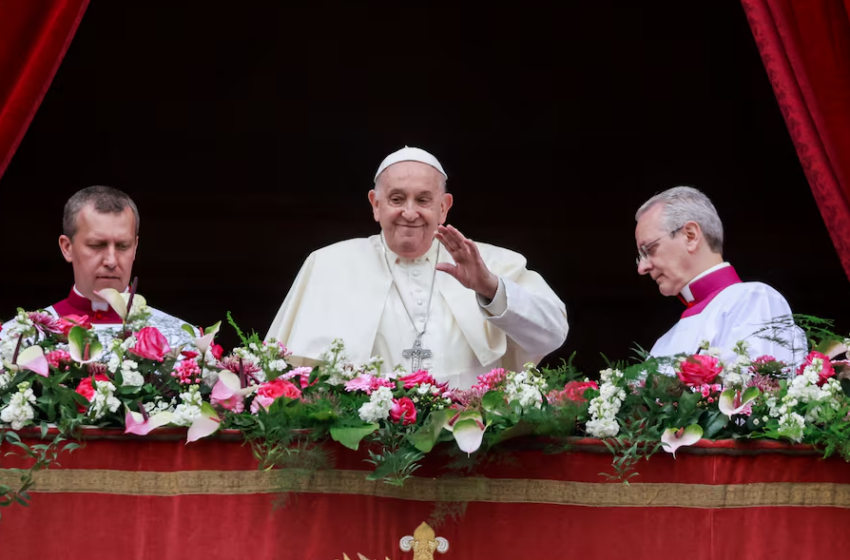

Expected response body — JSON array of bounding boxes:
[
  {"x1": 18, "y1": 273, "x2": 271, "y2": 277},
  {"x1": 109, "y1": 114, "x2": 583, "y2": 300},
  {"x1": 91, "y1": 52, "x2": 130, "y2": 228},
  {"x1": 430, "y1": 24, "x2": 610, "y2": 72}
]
[
  {"x1": 650, "y1": 263, "x2": 807, "y2": 368},
  {"x1": 266, "y1": 234, "x2": 568, "y2": 389}
]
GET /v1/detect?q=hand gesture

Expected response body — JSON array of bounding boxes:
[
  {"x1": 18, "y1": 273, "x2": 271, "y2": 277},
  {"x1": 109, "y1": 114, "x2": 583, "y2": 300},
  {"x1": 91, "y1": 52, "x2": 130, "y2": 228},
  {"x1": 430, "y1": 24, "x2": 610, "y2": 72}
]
[{"x1": 435, "y1": 225, "x2": 499, "y2": 300}]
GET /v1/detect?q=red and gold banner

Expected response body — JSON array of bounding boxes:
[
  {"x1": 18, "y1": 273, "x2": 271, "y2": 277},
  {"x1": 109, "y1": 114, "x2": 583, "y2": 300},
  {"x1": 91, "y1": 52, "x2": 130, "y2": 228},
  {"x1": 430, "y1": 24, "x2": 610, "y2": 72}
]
[{"x1": 2, "y1": 431, "x2": 850, "y2": 559}]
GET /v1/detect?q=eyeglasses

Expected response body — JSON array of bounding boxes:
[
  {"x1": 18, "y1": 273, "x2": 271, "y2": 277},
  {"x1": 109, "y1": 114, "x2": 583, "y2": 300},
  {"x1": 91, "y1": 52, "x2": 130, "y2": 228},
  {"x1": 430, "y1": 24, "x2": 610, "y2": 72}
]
[{"x1": 636, "y1": 226, "x2": 683, "y2": 266}]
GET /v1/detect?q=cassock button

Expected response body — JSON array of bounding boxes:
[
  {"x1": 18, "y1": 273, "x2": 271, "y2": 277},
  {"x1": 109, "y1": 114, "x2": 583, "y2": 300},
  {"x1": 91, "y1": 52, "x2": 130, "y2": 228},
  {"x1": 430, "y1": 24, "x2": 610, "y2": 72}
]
[
  {"x1": 412, "y1": 270, "x2": 421, "y2": 277},
  {"x1": 95, "y1": 312, "x2": 103, "y2": 320},
  {"x1": 416, "y1": 299, "x2": 423, "y2": 306}
]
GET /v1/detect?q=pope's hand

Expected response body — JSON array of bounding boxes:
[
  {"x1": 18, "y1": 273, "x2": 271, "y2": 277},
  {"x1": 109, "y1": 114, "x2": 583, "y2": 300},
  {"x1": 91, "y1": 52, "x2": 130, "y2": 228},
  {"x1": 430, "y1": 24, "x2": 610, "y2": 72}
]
[{"x1": 435, "y1": 225, "x2": 499, "y2": 300}]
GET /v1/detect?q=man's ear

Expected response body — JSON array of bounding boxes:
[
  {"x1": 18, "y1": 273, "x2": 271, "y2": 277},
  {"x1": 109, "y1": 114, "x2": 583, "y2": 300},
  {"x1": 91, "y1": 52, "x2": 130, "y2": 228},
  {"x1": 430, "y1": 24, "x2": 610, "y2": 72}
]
[
  {"x1": 682, "y1": 221, "x2": 702, "y2": 252},
  {"x1": 58, "y1": 235, "x2": 73, "y2": 263},
  {"x1": 368, "y1": 189, "x2": 380, "y2": 222},
  {"x1": 439, "y1": 193, "x2": 453, "y2": 225}
]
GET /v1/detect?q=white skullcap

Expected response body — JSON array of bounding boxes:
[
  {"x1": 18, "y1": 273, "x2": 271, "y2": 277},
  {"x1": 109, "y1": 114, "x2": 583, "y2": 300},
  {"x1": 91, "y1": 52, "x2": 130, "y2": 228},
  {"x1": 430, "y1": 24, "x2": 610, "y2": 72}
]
[{"x1": 373, "y1": 146, "x2": 447, "y2": 182}]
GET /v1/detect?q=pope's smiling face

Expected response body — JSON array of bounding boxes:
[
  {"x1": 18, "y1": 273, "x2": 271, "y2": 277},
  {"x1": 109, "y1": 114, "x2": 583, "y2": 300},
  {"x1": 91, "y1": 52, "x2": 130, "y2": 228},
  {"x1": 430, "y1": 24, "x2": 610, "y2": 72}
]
[
  {"x1": 59, "y1": 203, "x2": 138, "y2": 301},
  {"x1": 369, "y1": 161, "x2": 453, "y2": 259}
]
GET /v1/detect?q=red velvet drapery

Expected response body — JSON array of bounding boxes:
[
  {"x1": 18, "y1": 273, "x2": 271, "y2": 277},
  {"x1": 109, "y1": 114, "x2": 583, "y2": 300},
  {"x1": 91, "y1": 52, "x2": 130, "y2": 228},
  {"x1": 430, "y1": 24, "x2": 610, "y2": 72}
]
[
  {"x1": 743, "y1": 0, "x2": 850, "y2": 280},
  {"x1": 4, "y1": 434, "x2": 850, "y2": 559},
  {"x1": 0, "y1": 0, "x2": 89, "y2": 180}
]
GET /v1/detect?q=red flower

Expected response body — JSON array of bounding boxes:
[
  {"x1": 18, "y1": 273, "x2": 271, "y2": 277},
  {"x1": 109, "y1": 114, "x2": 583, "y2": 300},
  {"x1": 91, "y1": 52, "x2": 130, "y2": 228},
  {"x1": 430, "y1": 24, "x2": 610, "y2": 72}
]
[
  {"x1": 258, "y1": 377, "x2": 302, "y2": 401},
  {"x1": 56, "y1": 314, "x2": 93, "y2": 335},
  {"x1": 128, "y1": 327, "x2": 171, "y2": 362},
  {"x1": 677, "y1": 354, "x2": 722, "y2": 387},
  {"x1": 796, "y1": 351, "x2": 835, "y2": 386},
  {"x1": 389, "y1": 397, "x2": 417, "y2": 425},
  {"x1": 210, "y1": 343, "x2": 224, "y2": 360},
  {"x1": 181, "y1": 350, "x2": 199, "y2": 360},
  {"x1": 398, "y1": 369, "x2": 436, "y2": 389},
  {"x1": 75, "y1": 374, "x2": 111, "y2": 412},
  {"x1": 548, "y1": 380, "x2": 598, "y2": 405}
]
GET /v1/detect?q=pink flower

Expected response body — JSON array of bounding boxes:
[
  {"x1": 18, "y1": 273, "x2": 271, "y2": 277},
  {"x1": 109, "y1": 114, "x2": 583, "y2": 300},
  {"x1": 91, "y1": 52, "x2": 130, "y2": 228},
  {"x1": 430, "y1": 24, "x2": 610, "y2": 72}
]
[
  {"x1": 472, "y1": 367, "x2": 507, "y2": 392},
  {"x1": 398, "y1": 369, "x2": 436, "y2": 389},
  {"x1": 75, "y1": 374, "x2": 111, "y2": 412},
  {"x1": 748, "y1": 374, "x2": 780, "y2": 394},
  {"x1": 28, "y1": 312, "x2": 64, "y2": 335},
  {"x1": 46, "y1": 349, "x2": 72, "y2": 370},
  {"x1": 345, "y1": 374, "x2": 376, "y2": 393},
  {"x1": 56, "y1": 314, "x2": 93, "y2": 335},
  {"x1": 548, "y1": 380, "x2": 598, "y2": 405},
  {"x1": 677, "y1": 354, "x2": 722, "y2": 387},
  {"x1": 213, "y1": 395, "x2": 245, "y2": 413},
  {"x1": 210, "y1": 343, "x2": 224, "y2": 361},
  {"x1": 171, "y1": 359, "x2": 202, "y2": 385},
  {"x1": 750, "y1": 355, "x2": 788, "y2": 377},
  {"x1": 250, "y1": 378, "x2": 302, "y2": 413},
  {"x1": 128, "y1": 327, "x2": 171, "y2": 362},
  {"x1": 218, "y1": 355, "x2": 262, "y2": 378},
  {"x1": 389, "y1": 397, "x2": 417, "y2": 425},
  {"x1": 282, "y1": 366, "x2": 316, "y2": 389},
  {"x1": 796, "y1": 351, "x2": 836, "y2": 386}
]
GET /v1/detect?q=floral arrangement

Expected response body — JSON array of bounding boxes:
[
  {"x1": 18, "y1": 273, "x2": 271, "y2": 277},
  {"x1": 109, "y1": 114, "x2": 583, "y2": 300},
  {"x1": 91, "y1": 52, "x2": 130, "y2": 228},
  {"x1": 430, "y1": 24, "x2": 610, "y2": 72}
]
[{"x1": 3, "y1": 289, "x2": 850, "y2": 513}]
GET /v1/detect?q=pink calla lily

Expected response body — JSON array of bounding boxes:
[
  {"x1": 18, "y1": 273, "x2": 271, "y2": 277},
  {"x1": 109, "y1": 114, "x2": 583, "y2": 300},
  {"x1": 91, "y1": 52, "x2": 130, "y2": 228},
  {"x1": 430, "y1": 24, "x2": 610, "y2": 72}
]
[
  {"x1": 93, "y1": 288, "x2": 129, "y2": 319},
  {"x1": 187, "y1": 402, "x2": 222, "y2": 443},
  {"x1": 446, "y1": 410, "x2": 487, "y2": 455},
  {"x1": 660, "y1": 425, "x2": 703, "y2": 458},
  {"x1": 718, "y1": 387, "x2": 760, "y2": 418},
  {"x1": 193, "y1": 321, "x2": 221, "y2": 355},
  {"x1": 15, "y1": 345, "x2": 49, "y2": 377},
  {"x1": 124, "y1": 408, "x2": 173, "y2": 436}
]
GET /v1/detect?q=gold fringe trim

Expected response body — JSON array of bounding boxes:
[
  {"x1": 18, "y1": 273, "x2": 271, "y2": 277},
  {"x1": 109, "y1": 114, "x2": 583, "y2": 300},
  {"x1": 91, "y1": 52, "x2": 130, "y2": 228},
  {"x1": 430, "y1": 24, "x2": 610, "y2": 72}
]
[{"x1": 3, "y1": 468, "x2": 850, "y2": 508}]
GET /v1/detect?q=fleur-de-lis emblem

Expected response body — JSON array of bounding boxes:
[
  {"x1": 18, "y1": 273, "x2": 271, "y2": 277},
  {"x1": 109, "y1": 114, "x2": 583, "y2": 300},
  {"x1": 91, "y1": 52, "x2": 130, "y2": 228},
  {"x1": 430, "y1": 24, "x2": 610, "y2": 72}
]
[{"x1": 399, "y1": 522, "x2": 449, "y2": 560}]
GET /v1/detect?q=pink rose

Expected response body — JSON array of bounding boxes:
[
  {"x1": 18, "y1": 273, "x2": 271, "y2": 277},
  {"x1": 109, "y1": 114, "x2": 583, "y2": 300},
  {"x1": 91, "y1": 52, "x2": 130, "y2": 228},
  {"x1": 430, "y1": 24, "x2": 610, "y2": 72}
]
[
  {"x1": 796, "y1": 351, "x2": 835, "y2": 386},
  {"x1": 398, "y1": 369, "x2": 437, "y2": 389},
  {"x1": 250, "y1": 378, "x2": 301, "y2": 413},
  {"x1": 210, "y1": 343, "x2": 224, "y2": 361},
  {"x1": 128, "y1": 327, "x2": 171, "y2": 362},
  {"x1": 677, "y1": 354, "x2": 722, "y2": 387},
  {"x1": 75, "y1": 374, "x2": 111, "y2": 412},
  {"x1": 389, "y1": 397, "x2": 417, "y2": 425},
  {"x1": 56, "y1": 314, "x2": 93, "y2": 335}
]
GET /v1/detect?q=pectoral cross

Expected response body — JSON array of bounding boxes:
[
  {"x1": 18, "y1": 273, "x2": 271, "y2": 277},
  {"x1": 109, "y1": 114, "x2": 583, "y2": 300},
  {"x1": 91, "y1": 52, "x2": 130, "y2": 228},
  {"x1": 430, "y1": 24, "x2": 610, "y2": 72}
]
[{"x1": 402, "y1": 337, "x2": 432, "y2": 371}]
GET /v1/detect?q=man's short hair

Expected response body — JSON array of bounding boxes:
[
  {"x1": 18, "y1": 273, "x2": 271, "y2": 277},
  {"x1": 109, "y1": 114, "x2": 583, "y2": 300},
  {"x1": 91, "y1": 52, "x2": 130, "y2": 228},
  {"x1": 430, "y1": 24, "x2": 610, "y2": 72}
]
[
  {"x1": 63, "y1": 186, "x2": 140, "y2": 238},
  {"x1": 635, "y1": 186, "x2": 724, "y2": 253}
]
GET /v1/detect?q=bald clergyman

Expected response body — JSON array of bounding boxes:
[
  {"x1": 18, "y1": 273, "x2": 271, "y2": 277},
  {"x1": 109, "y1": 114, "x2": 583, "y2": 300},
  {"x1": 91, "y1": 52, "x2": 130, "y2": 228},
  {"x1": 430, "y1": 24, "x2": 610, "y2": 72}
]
[{"x1": 266, "y1": 146, "x2": 568, "y2": 389}]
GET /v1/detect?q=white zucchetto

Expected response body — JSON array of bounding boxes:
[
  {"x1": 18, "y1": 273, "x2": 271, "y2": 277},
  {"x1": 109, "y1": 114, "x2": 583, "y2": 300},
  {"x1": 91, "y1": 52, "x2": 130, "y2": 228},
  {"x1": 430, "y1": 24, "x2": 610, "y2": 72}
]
[{"x1": 373, "y1": 146, "x2": 448, "y2": 182}]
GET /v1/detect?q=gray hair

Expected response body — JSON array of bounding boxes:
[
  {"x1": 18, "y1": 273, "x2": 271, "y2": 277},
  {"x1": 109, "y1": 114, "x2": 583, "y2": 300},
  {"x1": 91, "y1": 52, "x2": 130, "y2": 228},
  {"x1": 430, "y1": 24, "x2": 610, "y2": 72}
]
[
  {"x1": 635, "y1": 186, "x2": 724, "y2": 253},
  {"x1": 63, "y1": 186, "x2": 140, "y2": 238},
  {"x1": 373, "y1": 167, "x2": 447, "y2": 200}
]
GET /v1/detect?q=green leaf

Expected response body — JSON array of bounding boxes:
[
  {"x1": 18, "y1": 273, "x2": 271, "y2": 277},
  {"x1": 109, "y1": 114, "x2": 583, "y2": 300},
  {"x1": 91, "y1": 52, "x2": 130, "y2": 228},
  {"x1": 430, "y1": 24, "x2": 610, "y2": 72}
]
[
  {"x1": 330, "y1": 423, "x2": 378, "y2": 451},
  {"x1": 701, "y1": 410, "x2": 729, "y2": 439},
  {"x1": 408, "y1": 410, "x2": 449, "y2": 453},
  {"x1": 181, "y1": 324, "x2": 197, "y2": 338},
  {"x1": 840, "y1": 379, "x2": 850, "y2": 399}
]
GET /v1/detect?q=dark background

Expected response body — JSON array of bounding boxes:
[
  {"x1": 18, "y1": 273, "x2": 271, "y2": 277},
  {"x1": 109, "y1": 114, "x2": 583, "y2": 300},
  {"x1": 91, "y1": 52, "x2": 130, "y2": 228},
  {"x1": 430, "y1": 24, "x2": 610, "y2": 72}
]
[{"x1": 1, "y1": 1, "x2": 848, "y2": 374}]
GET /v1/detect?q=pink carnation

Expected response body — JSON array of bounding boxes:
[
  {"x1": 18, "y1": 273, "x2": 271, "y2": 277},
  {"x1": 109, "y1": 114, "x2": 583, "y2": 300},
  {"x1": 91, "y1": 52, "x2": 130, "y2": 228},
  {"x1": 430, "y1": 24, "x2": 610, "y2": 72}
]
[{"x1": 46, "y1": 349, "x2": 72, "y2": 370}]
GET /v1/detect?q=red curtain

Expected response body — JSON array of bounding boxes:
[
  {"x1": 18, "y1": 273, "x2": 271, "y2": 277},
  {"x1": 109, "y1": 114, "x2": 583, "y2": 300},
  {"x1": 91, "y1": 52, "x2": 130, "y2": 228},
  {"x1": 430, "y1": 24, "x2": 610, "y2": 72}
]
[
  {"x1": 0, "y1": 0, "x2": 89, "y2": 180},
  {"x1": 743, "y1": 0, "x2": 850, "y2": 280}
]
